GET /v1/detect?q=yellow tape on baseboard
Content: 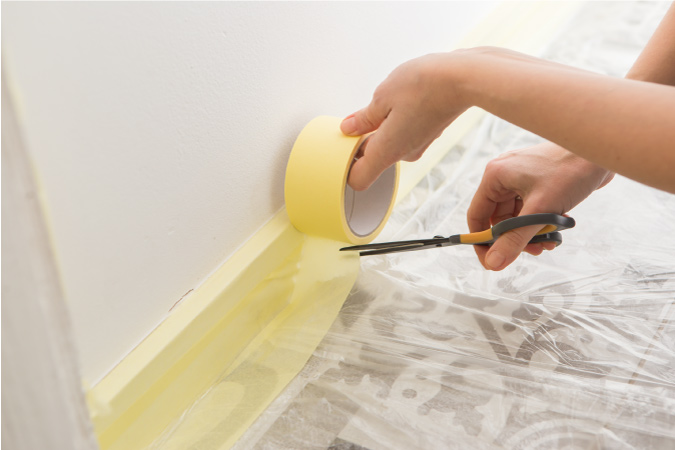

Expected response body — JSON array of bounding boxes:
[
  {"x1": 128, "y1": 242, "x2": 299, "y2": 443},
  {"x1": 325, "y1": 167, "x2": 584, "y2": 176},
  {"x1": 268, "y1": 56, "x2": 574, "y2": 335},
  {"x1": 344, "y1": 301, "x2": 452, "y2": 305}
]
[{"x1": 148, "y1": 236, "x2": 359, "y2": 449}]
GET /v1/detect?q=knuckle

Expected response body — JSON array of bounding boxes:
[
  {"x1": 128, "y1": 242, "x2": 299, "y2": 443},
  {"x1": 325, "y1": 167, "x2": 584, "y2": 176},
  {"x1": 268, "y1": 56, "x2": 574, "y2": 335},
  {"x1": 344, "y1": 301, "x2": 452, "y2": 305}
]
[
  {"x1": 371, "y1": 85, "x2": 390, "y2": 111},
  {"x1": 522, "y1": 195, "x2": 551, "y2": 214},
  {"x1": 402, "y1": 150, "x2": 424, "y2": 162},
  {"x1": 499, "y1": 229, "x2": 529, "y2": 251},
  {"x1": 357, "y1": 110, "x2": 375, "y2": 130},
  {"x1": 472, "y1": 46, "x2": 503, "y2": 56},
  {"x1": 492, "y1": 213, "x2": 514, "y2": 224},
  {"x1": 483, "y1": 159, "x2": 507, "y2": 181},
  {"x1": 352, "y1": 180, "x2": 369, "y2": 191},
  {"x1": 372, "y1": 83, "x2": 388, "y2": 100},
  {"x1": 484, "y1": 158, "x2": 503, "y2": 173}
]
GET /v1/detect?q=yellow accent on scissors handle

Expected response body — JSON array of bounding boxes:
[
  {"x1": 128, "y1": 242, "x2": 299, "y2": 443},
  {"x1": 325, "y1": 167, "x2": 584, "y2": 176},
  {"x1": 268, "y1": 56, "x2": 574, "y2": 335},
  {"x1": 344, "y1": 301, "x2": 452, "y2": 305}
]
[{"x1": 459, "y1": 229, "x2": 494, "y2": 244}]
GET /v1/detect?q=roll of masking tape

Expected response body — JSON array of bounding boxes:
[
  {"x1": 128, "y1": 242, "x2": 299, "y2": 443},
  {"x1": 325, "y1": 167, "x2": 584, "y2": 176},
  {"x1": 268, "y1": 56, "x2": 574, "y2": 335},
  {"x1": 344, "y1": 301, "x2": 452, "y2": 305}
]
[{"x1": 285, "y1": 116, "x2": 399, "y2": 245}]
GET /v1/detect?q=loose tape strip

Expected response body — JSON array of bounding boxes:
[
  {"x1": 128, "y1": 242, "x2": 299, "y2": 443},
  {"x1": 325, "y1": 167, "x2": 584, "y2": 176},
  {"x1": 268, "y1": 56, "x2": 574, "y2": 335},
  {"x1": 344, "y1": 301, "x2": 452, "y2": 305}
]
[{"x1": 148, "y1": 116, "x2": 398, "y2": 449}]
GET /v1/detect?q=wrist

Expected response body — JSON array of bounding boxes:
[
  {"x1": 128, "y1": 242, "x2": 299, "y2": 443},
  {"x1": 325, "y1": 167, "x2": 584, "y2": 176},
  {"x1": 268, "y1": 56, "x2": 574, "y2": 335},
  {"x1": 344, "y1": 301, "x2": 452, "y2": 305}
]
[
  {"x1": 445, "y1": 46, "x2": 534, "y2": 112},
  {"x1": 555, "y1": 143, "x2": 614, "y2": 189},
  {"x1": 443, "y1": 48, "x2": 488, "y2": 108}
]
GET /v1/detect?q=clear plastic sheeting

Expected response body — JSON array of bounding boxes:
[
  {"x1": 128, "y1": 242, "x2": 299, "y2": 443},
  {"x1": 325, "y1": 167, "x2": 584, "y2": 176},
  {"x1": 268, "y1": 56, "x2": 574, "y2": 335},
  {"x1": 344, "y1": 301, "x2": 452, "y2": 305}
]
[{"x1": 234, "y1": 2, "x2": 675, "y2": 449}]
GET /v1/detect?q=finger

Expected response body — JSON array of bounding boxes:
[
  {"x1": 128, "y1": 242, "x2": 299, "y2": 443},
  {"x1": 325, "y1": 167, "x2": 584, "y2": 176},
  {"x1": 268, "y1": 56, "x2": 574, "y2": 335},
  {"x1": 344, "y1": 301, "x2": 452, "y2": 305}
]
[
  {"x1": 523, "y1": 237, "x2": 557, "y2": 255},
  {"x1": 341, "y1": 98, "x2": 390, "y2": 137},
  {"x1": 347, "y1": 144, "x2": 388, "y2": 191},
  {"x1": 469, "y1": 201, "x2": 496, "y2": 268},
  {"x1": 473, "y1": 245, "x2": 490, "y2": 270},
  {"x1": 541, "y1": 241, "x2": 557, "y2": 251},
  {"x1": 490, "y1": 197, "x2": 517, "y2": 225},
  {"x1": 482, "y1": 198, "x2": 521, "y2": 269},
  {"x1": 484, "y1": 202, "x2": 555, "y2": 271},
  {"x1": 467, "y1": 183, "x2": 499, "y2": 234},
  {"x1": 467, "y1": 184, "x2": 500, "y2": 269},
  {"x1": 523, "y1": 242, "x2": 545, "y2": 256},
  {"x1": 347, "y1": 110, "x2": 407, "y2": 191},
  {"x1": 513, "y1": 196, "x2": 524, "y2": 217},
  {"x1": 478, "y1": 238, "x2": 548, "y2": 268},
  {"x1": 485, "y1": 222, "x2": 543, "y2": 271}
]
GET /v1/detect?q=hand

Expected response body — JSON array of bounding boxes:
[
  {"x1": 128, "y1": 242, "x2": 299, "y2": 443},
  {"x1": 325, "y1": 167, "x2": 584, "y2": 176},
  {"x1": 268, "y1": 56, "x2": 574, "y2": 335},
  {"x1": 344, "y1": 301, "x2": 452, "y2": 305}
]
[
  {"x1": 467, "y1": 142, "x2": 614, "y2": 271},
  {"x1": 341, "y1": 52, "x2": 471, "y2": 190}
]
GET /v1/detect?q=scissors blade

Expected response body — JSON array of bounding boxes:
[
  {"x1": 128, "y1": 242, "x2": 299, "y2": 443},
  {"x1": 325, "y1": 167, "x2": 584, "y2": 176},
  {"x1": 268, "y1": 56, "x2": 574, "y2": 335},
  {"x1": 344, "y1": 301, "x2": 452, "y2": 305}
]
[
  {"x1": 340, "y1": 239, "x2": 436, "y2": 252},
  {"x1": 340, "y1": 236, "x2": 455, "y2": 256},
  {"x1": 357, "y1": 243, "x2": 442, "y2": 256}
]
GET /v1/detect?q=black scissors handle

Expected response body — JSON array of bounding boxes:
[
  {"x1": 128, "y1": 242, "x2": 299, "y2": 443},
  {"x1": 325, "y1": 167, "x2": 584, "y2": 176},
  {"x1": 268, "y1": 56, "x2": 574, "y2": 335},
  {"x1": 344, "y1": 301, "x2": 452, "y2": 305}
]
[
  {"x1": 340, "y1": 213, "x2": 575, "y2": 256},
  {"x1": 463, "y1": 213, "x2": 575, "y2": 245}
]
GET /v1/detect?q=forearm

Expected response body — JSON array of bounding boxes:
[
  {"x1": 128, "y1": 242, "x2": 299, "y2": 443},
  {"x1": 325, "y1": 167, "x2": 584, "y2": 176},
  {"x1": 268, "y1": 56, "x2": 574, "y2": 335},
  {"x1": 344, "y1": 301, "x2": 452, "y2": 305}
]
[
  {"x1": 626, "y1": 2, "x2": 675, "y2": 84},
  {"x1": 454, "y1": 48, "x2": 675, "y2": 193}
]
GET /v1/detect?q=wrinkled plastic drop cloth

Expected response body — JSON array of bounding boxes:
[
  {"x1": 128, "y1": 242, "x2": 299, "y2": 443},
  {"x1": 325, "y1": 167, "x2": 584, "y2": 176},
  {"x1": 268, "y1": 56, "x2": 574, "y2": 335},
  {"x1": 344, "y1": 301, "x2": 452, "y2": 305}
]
[{"x1": 232, "y1": 3, "x2": 675, "y2": 449}]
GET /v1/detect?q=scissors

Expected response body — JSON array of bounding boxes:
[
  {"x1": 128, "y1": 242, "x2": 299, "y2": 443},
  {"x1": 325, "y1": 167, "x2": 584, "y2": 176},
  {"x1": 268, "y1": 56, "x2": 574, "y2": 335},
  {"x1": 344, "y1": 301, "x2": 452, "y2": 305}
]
[{"x1": 340, "y1": 213, "x2": 575, "y2": 256}]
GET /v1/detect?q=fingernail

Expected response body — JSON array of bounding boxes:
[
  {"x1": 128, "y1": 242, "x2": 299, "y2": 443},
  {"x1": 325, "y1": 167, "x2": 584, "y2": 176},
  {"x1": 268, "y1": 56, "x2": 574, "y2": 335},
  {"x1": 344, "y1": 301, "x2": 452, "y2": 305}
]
[
  {"x1": 486, "y1": 251, "x2": 505, "y2": 270},
  {"x1": 341, "y1": 116, "x2": 358, "y2": 135}
]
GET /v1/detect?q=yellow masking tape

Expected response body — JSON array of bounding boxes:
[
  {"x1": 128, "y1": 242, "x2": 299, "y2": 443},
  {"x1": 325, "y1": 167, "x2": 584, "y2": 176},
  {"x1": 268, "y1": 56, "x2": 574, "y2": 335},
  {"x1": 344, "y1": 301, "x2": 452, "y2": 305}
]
[
  {"x1": 285, "y1": 116, "x2": 399, "y2": 245},
  {"x1": 145, "y1": 116, "x2": 397, "y2": 449},
  {"x1": 149, "y1": 236, "x2": 360, "y2": 450}
]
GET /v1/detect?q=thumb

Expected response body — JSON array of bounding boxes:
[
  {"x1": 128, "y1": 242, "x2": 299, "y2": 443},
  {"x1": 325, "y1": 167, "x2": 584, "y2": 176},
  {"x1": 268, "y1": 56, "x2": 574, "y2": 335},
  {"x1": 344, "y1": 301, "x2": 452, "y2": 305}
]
[
  {"x1": 347, "y1": 111, "x2": 403, "y2": 190},
  {"x1": 341, "y1": 103, "x2": 388, "y2": 137},
  {"x1": 485, "y1": 205, "x2": 550, "y2": 271}
]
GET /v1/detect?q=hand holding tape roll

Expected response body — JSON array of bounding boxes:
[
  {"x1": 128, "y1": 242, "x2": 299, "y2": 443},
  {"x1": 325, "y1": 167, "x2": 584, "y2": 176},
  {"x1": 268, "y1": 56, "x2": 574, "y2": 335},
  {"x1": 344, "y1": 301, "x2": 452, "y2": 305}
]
[{"x1": 285, "y1": 116, "x2": 400, "y2": 245}]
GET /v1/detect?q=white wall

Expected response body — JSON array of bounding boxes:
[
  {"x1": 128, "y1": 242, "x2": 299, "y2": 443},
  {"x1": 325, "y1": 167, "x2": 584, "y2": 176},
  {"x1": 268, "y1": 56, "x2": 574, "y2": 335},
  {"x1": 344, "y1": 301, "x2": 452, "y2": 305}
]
[
  {"x1": 2, "y1": 76, "x2": 98, "y2": 450},
  {"x1": 2, "y1": 1, "x2": 497, "y2": 385}
]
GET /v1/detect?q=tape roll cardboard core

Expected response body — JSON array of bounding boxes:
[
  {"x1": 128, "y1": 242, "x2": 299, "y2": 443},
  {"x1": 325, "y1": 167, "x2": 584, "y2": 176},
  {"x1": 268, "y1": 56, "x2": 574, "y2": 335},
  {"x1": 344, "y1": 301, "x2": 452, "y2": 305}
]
[{"x1": 344, "y1": 165, "x2": 398, "y2": 237}]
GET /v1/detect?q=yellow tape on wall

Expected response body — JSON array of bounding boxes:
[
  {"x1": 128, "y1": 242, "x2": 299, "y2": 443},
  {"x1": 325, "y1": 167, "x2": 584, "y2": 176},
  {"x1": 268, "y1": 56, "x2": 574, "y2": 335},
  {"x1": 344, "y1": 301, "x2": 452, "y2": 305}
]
[{"x1": 143, "y1": 117, "x2": 398, "y2": 449}]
